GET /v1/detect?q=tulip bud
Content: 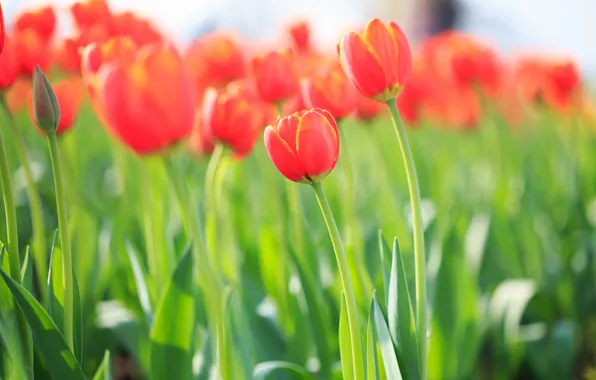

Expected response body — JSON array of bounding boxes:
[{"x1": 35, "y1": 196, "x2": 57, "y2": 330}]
[{"x1": 32, "y1": 65, "x2": 60, "y2": 134}]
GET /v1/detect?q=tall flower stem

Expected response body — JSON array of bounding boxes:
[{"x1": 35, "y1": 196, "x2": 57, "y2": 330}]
[
  {"x1": 205, "y1": 144, "x2": 225, "y2": 215},
  {"x1": 0, "y1": 98, "x2": 48, "y2": 296},
  {"x1": 386, "y1": 99, "x2": 427, "y2": 376},
  {"x1": 46, "y1": 131, "x2": 74, "y2": 351},
  {"x1": 311, "y1": 181, "x2": 364, "y2": 380},
  {"x1": 0, "y1": 101, "x2": 33, "y2": 377}
]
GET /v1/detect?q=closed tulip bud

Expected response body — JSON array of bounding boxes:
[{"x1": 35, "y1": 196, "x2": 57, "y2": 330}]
[
  {"x1": 338, "y1": 18, "x2": 412, "y2": 103},
  {"x1": 264, "y1": 108, "x2": 339, "y2": 184},
  {"x1": 31, "y1": 65, "x2": 60, "y2": 134}
]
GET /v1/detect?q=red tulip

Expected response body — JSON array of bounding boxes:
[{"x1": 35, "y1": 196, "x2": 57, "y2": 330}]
[
  {"x1": 0, "y1": 38, "x2": 19, "y2": 90},
  {"x1": 13, "y1": 5, "x2": 56, "y2": 43},
  {"x1": 28, "y1": 78, "x2": 83, "y2": 136},
  {"x1": 355, "y1": 95, "x2": 386, "y2": 121},
  {"x1": 264, "y1": 108, "x2": 339, "y2": 183},
  {"x1": 14, "y1": 28, "x2": 52, "y2": 75},
  {"x1": 0, "y1": 3, "x2": 5, "y2": 55},
  {"x1": 184, "y1": 31, "x2": 246, "y2": 97},
  {"x1": 338, "y1": 18, "x2": 412, "y2": 102},
  {"x1": 201, "y1": 82, "x2": 262, "y2": 158},
  {"x1": 301, "y1": 60, "x2": 358, "y2": 119},
  {"x1": 92, "y1": 43, "x2": 195, "y2": 155},
  {"x1": 287, "y1": 20, "x2": 312, "y2": 54},
  {"x1": 70, "y1": 0, "x2": 112, "y2": 31},
  {"x1": 250, "y1": 49, "x2": 299, "y2": 103}
]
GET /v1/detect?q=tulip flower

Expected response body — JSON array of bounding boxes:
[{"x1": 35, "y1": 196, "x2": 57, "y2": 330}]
[
  {"x1": 184, "y1": 31, "x2": 246, "y2": 97},
  {"x1": 338, "y1": 18, "x2": 412, "y2": 102},
  {"x1": 70, "y1": 0, "x2": 112, "y2": 31},
  {"x1": 0, "y1": 3, "x2": 4, "y2": 55},
  {"x1": 264, "y1": 108, "x2": 339, "y2": 183},
  {"x1": 13, "y1": 5, "x2": 56, "y2": 43},
  {"x1": 28, "y1": 78, "x2": 82, "y2": 136},
  {"x1": 355, "y1": 94, "x2": 386, "y2": 121},
  {"x1": 201, "y1": 82, "x2": 262, "y2": 158},
  {"x1": 0, "y1": 39, "x2": 19, "y2": 90},
  {"x1": 250, "y1": 49, "x2": 299, "y2": 104},
  {"x1": 286, "y1": 20, "x2": 312, "y2": 54},
  {"x1": 90, "y1": 42, "x2": 195, "y2": 155},
  {"x1": 301, "y1": 61, "x2": 358, "y2": 120},
  {"x1": 14, "y1": 29, "x2": 52, "y2": 75}
]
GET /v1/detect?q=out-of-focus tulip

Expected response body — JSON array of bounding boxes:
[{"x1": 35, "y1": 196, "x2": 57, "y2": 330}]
[
  {"x1": 355, "y1": 94, "x2": 386, "y2": 121},
  {"x1": 301, "y1": 60, "x2": 358, "y2": 119},
  {"x1": 200, "y1": 82, "x2": 262, "y2": 158},
  {"x1": 188, "y1": 110, "x2": 216, "y2": 156},
  {"x1": 56, "y1": 26, "x2": 110, "y2": 74},
  {"x1": 13, "y1": 6, "x2": 56, "y2": 43},
  {"x1": 81, "y1": 37, "x2": 137, "y2": 105},
  {"x1": 91, "y1": 43, "x2": 195, "y2": 155},
  {"x1": 0, "y1": 38, "x2": 18, "y2": 89},
  {"x1": 264, "y1": 108, "x2": 339, "y2": 183},
  {"x1": 250, "y1": 49, "x2": 299, "y2": 104},
  {"x1": 542, "y1": 60, "x2": 582, "y2": 112},
  {"x1": 14, "y1": 29, "x2": 52, "y2": 75},
  {"x1": 396, "y1": 72, "x2": 434, "y2": 126},
  {"x1": 0, "y1": 3, "x2": 5, "y2": 55},
  {"x1": 28, "y1": 77, "x2": 83, "y2": 136},
  {"x1": 31, "y1": 65, "x2": 60, "y2": 134},
  {"x1": 111, "y1": 12, "x2": 163, "y2": 46},
  {"x1": 287, "y1": 20, "x2": 312, "y2": 54},
  {"x1": 338, "y1": 18, "x2": 412, "y2": 102},
  {"x1": 5, "y1": 78, "x2": 30, "y2": 113},
  {"x1": 70, "y1": 0, "x2": 112, "y2": 31},
  {"x1": 184, "y1": 31, "x2": 246, "y2": 97}
]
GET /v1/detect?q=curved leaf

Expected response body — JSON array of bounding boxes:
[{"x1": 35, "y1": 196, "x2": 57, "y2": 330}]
[
  {"x1": 372, "y1": 293, "x2": 402, "y2": 380},
  {"x1": 253, "y1": 361, "x2": 317, "y2": 380},
  {"x1": 0, "y1": 270, "x2": 86, "y2": 380},
  {"x1": 92, "y1": 350, "x2": 112, "y2": 380}
]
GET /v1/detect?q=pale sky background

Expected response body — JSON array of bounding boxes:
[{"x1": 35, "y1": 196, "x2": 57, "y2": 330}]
[{"x1": 3, "y1": 0, "x2": 596, "y2": 77}]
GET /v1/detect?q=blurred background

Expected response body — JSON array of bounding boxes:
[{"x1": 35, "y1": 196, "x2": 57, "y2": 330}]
[{"x1": 3, "y1": 0, "x2": 596, "y2": 78}]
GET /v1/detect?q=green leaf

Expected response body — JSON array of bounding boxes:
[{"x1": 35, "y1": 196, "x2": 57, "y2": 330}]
[
  {"x1": 339, "y1": 292, "x2": 354, "y2": 380},
  {"x1": 125, "y1": 243, "x2": 153, "y2": 327},
  {"x1": 253, "y1": 361, "x2": 317, "y2": 380},
  {"x1": 0, "y1": 270, "x2": 86, "y2": 380},
  {"x1": 46, "y1": 234, "x2": 84, "y2": 364},
  {"x1": 92, "y1": 350, "x2": 112, "y2": 380},
  {"x1": 20, "y1": 246, "x2": 32, "y2": 292},
  {"x1": 372, "y1": 293, "x2": 402, "y2": 380},
  {"x1": 0, "y1": 313, "x2": 27, "y2": 380},
  {"x1": 149, "y1": 245, "x2": 195, "y2": 380},
  {"x1": 377, "y1": 231, "x2": 392, "y2": 308},
  {"x1": 387, "y1": 238, "x2": 420, "y2": 380},
  {"x1": 366, "y1": 300, "x2": 381, "y2": 380}
]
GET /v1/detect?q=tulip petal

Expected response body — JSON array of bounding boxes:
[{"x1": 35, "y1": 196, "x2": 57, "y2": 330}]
[
  {"x1": 388, "y1": 21, "x2": 412, "y2": 84},
  {"x1": 363, "y1": 18, "x2": 400, "y2": 86},
  {"x1": 264, "y1": 126, "x2": 306, "y2": 182},
  {"x1": 277, "y1": 114, "x2": 300, "y2": 153},
  {"x1": 338, "y1": 32, "x2": 388, "y2": 99},
  {"x1": 296, "y1": 110, "x2": 338, "y2": 178}
]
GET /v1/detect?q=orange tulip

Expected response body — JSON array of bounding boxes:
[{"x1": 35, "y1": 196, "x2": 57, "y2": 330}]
[
  {"x1": 27, "y1": 78, "x2": 83, "y2": 136},
  {"x1": 338, "y1": 18, "x2": 412, "y2": 102},
  {"x1": 264, "y1": 108, "x2": 339, "y2": 183},
  {"x1": 92, "y1": 43, "x2": 195, "y2": 155},
  {"x1": 301, "y1": 60, "x2": 358, "y2": 119},
  {"x1": 250, "y1": 49, "x2": 299, "y2": 104},
  {"x1": 184, "y1": 31, "x2": 246, "y2": 96},
  {"x1": 0, "y1": 38, "x2": 19, "y2": 90},
  {"x1": 200, "y1": 82, "x2": 262, "y2": 158}
]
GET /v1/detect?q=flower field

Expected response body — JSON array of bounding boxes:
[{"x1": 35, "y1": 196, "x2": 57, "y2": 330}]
[{"x1": 0, "y1": 1, "x2": 594, "y2": 380}]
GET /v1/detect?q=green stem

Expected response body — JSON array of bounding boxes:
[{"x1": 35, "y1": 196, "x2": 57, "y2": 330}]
[
  {"x1": 0, "y1": 100, "x2": 33, "y2": 378},
  {"x1": 286, "y1": 181, "x2": 305, "y2": 255},
  {"x1": 311, "y1": 181, "x2": 364, "y2": 380},
  {"x1": 0, "y1": 98, "x2": 48, "y2": 299},
  {"x1": 386, "y1": 100, "x2": 427, "y2": 377},
  {"x1": 46, "y1": 132, "x2": 74, "y2": 352}
]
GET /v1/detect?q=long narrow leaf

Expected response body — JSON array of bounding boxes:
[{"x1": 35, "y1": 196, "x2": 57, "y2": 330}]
[
  {"x1": 0, "y1": 270, "x2": 86, "y2": 380},
  {"x1": 372, "y1": 293, "x2": 403, "y2": 380},
  {"x1": 253, "y1": 361, "x2": 317, "y2": 380},
  {"x1": 149, "y1": 246, "x2": 195, "y2": 380}
]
